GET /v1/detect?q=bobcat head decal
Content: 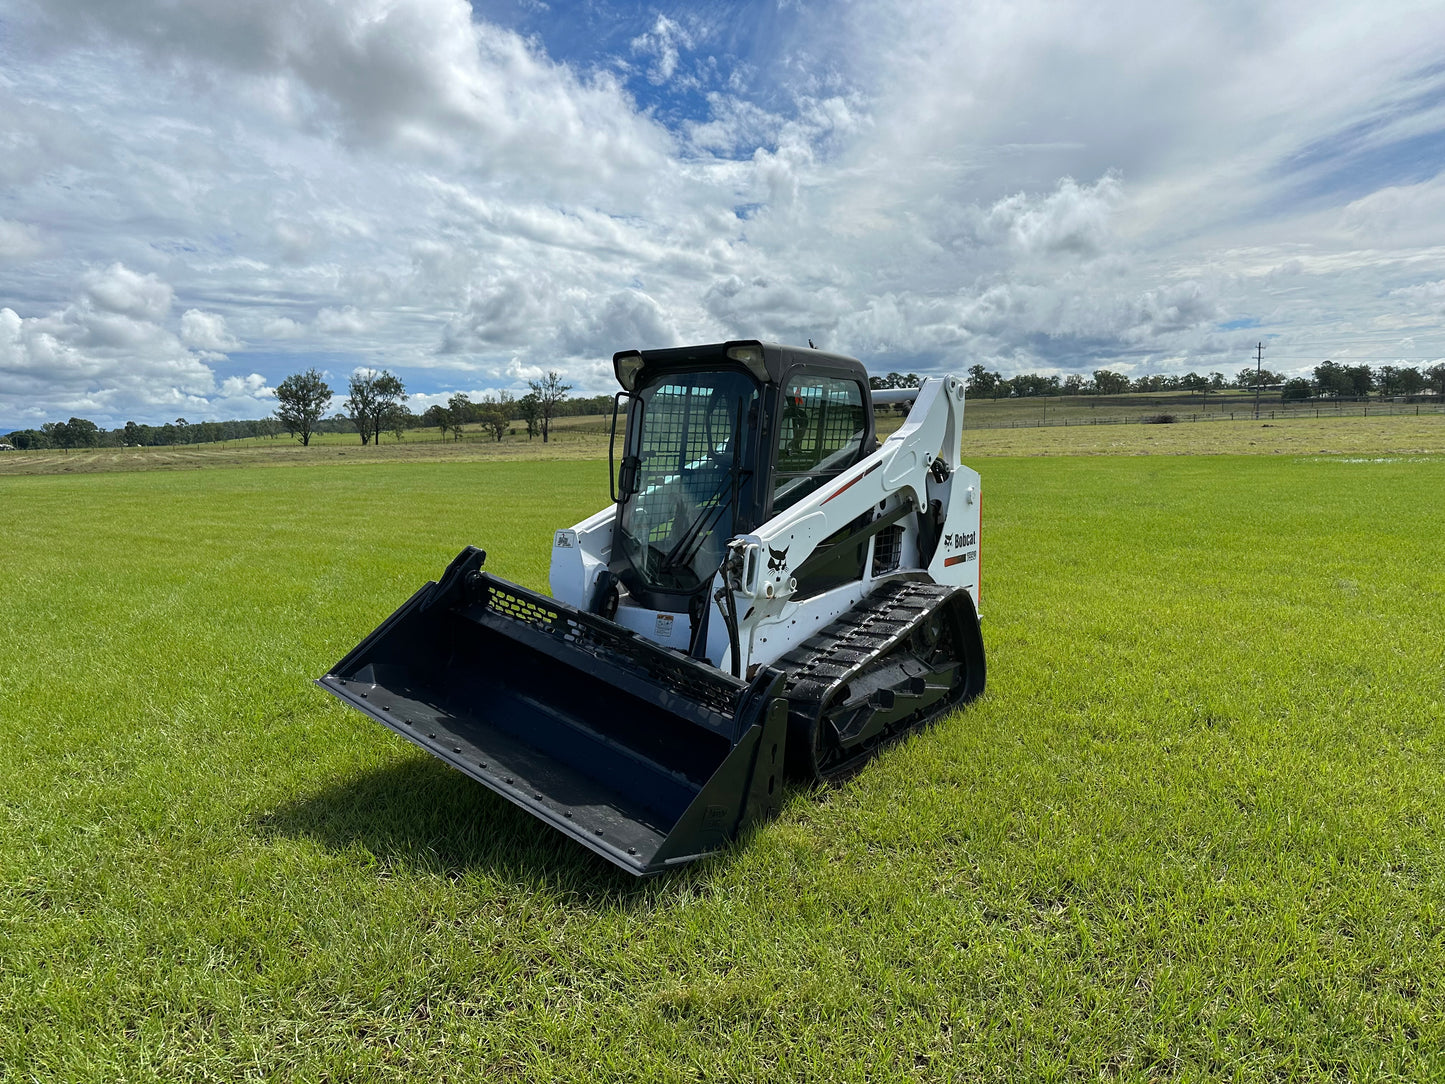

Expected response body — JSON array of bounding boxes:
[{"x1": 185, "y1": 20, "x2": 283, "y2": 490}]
[{"x1": 767, "y1": 545, "x2": 789, "y2": 572}]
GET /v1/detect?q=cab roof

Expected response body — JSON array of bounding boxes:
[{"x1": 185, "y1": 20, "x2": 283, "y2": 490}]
[{"x1": 613, "y1": 340, "x2": 867, "y2": 388}]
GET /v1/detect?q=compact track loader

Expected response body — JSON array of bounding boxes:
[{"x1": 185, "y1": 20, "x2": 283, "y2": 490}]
[{"x1": 320, "y1": 341, "x2": 984, "y2": 874}]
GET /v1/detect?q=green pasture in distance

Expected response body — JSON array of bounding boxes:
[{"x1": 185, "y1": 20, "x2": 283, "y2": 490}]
[
  {"x1": 0, "y1": 412, "x2": 617, "y2": 476},
  {"x1": 957, "y1": 388, "x2": 1445, "y2": 427},
  {"x1": 3, "y1": 403, "x2": 1440, "y2": 477},
  {"x1": 2, "y1": 454, "x2": 1443, "y2": 1081}
]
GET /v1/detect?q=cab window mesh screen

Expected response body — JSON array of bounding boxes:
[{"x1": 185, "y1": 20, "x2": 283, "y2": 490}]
[
  {"x1": 773, "y1": 376, "x2": 866, "y2": 512},
  {"x1": 633, "y1": 383, "x2": 733, "y2": 545},
  {"x1": 616, "y1": 370, "x2": 757, "y2": 596}
]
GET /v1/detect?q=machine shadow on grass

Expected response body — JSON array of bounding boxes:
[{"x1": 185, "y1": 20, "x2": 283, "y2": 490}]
[{"x1": 254, "y1": 753, "x2": 748, "y2": 906}]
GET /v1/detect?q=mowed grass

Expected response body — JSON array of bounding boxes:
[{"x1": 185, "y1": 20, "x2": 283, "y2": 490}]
[{"x1": 2, "y1": 451, "x2": 1444, "y2": 1081}]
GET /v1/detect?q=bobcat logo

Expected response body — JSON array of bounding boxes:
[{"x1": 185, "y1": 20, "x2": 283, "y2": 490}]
[{"x1": 767, "y1": 545, "x2": 789, "y2": 572}]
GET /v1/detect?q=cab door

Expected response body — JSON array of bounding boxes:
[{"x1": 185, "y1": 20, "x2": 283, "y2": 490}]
[{"x1": 768, "y1": 370, "x2": 872, "y2": 516}]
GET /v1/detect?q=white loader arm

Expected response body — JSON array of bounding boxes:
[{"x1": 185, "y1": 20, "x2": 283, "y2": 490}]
[{"x1": 728, "y1": 373, "x2": 980, "y2": 608}]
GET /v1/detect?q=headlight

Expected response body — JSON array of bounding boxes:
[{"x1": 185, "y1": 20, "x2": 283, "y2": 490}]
[
  {"x1": 725, "y1": 341, "x2": 769, "y2": 382},
  {"x1": 613, "y1": 350, "x2": 644, "y2": 391}
]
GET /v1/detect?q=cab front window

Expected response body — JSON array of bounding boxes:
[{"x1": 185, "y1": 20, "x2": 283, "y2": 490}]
[{"x1": 613, "y1": 369, "x2": 758, "y2": 598}]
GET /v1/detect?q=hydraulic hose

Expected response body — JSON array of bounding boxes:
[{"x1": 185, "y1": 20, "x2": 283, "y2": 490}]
[{"x1": 714, "y1": 583, "x2": 742, "y2": 678}]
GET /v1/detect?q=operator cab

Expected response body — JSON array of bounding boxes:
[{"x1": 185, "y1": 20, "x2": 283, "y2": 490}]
[{"x1": 609, "y1": 340, "x2": 874, "y2": 614}]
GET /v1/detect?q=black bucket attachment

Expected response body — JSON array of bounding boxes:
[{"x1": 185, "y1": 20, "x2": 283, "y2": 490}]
[{"x1": 318, "y1": 547, "x2": 789, "y2": 876}]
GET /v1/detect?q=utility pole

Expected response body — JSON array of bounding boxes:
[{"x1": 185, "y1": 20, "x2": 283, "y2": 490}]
[{"x1": 1253, "y1": 342, "x2": 1264, "y2": 419}]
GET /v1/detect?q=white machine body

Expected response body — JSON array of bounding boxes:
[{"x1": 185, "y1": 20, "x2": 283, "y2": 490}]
[{"x1": 550, "y1": 372, "x2": 979, "y2": 677}]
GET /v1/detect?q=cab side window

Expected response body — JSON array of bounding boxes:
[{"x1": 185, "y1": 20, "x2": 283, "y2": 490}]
[{"x1": 772, "y1": 374, "x2": 867, "y2": 513}]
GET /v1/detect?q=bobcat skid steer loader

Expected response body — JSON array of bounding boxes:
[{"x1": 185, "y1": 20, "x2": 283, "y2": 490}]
[{"x1": 319, "y1": 341, "x2": 984, "y2": 875}]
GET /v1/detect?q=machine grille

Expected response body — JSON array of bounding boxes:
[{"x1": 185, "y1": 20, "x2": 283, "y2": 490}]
[{"x1": 481, "y1": 578, "x2": 744, "y2": 722}]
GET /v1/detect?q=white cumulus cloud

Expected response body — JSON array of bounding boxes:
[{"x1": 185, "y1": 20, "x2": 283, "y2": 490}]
[
  {"x1": 180, "y1": 309, "x2": 240, "y2": 351},
  {"x1": 81, "y1": 263, "x2": 173, "y2": 322},
  {"x1": 314, "y1": 306, "x2": 374, "y2": 335}
]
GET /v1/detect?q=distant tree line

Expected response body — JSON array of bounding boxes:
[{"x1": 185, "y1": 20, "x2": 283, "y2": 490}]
[
  {"x1": 868, "y1": 372, "x2": 922, "y2": 390},
  {"x1": 416, "y1": 371, "x2": 578, "y2": 443},
  {"x1": 1277, "y1": 360, "x2": 1445, "y2": 402},
  {"x1": 6, "y1": 368, "x2": 593, "y2": 450},
  {"x1": 965, "y1": 361, "x2": 1445, "y2": 401},
  {"x1": 12, "y1": 360, "x2": 1443, "y2": 451},
  {"x1": 1, "y1": 415, "x2": 312, "y2": 450}
]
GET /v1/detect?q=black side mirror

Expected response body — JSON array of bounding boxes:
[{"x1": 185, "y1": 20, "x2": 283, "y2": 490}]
[{"x1": 609, "y1": 390, "x2": 639, "y2": 502}]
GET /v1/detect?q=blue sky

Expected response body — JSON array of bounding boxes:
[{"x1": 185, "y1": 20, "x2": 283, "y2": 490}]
[{"x1": 3, "y1": 0, "x2": 1445, "y2": 430}]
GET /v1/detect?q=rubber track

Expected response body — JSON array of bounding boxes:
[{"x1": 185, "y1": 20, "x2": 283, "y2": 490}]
[{"x1": 777, "y1": 579, "x2": 966, "y2": 779}]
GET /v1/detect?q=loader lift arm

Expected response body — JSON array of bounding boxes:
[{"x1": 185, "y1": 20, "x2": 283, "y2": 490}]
[{"x1": 722, "y1": 373, "x2": 983, "y2": 780}]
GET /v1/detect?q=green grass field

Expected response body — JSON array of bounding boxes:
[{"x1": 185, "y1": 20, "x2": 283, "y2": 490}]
[{"x1": 2, "y1": 431, "x2": 1443, "y2": 1080}]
